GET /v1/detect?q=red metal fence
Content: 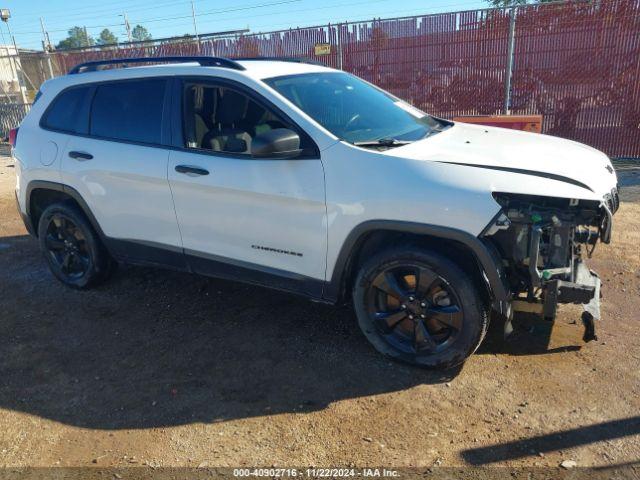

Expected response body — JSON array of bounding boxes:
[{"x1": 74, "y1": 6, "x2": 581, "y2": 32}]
[{"x1": 32, "y1": 0, "x2": 640, "y2": 157}]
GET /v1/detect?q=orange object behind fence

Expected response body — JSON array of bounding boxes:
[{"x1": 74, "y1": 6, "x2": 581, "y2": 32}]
[{"x1": 453, "y1": 115, "x2": 543, "y2": 133}]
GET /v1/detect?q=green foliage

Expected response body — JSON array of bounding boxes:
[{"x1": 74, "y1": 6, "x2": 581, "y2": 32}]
[
  {"x1": 55, "y1": 26, "x2": 94, "y2": 50},
  {"x1": 487, "y1": 0, "x2": 528, "y2": 5},
  {"x1": 96, "y1": 29, "x2": 118, "y2": 46},
  {"x1": 486, "y1": 0, "x2": 559, "y2": 5},
  {"x1": 131, "y1": 25, "x2": 152, "y2": 42}
]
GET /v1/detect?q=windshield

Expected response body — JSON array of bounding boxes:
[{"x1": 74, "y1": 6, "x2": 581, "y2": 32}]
[{"x1": 264, "y1": 72, "x2": 442, "y2": 145}]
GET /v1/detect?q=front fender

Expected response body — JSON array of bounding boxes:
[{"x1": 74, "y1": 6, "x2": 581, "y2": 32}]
[{"x1": 322, "y1": 220, "x2": 510, "y2": 303}]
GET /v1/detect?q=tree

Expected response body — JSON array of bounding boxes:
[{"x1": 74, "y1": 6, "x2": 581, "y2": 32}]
[
  {"x1": 487, "y1": 0, "x2": 527, "y2": 5},
  {"x1": 55, "y1": 26, "x2": 94, "y2": 49},
  {"x1": 131, "y1": 25, "x2": 152, "y2": 42},
  {"x1": 96, "y1": 28, "x2": 118, "y2": 45},
  {"x1": 486, "y1": 0, "x2": 557, "y2": 6},
  {"x1": 173, "y1": 34, "x2": 194, "y2": 44}
]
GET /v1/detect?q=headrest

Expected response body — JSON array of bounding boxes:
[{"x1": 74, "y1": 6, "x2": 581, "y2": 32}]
[
  {"x1": 243, "y1": 100, "x2": 266, "y2": 124},
  {"x1": 217, "y1": 89, "x2": 248, "y2": 124}
]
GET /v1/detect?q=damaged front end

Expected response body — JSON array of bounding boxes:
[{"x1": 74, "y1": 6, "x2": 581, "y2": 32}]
[{"x1": 482, "y1": 190, "x2": 619, "y2": 342}]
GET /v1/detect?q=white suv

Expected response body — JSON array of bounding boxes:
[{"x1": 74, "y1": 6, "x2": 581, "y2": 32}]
[{"x1": 12, "y1": 56, "x2": 619, "y2": 369}]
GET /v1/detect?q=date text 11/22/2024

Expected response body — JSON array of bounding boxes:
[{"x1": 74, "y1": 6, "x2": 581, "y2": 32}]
[{"x1": 233, "y1": 468, "x2": 400, "y2": 477}]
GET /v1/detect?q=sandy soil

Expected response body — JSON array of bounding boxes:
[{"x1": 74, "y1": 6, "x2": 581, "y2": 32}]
[{"x1": 0, "y1": 152, "x2": 638, "y2": 471}]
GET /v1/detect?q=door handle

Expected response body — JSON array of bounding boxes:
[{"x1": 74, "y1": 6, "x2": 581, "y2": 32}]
[
  {"x1": 68, "y1": 151, "x2": 93, "y2": 161},
  {"x1": 175, "y1": 165, "x2": 209, "y2": 176}
]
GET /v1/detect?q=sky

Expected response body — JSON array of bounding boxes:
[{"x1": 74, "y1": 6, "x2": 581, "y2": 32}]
[{"x1": 1, "y1": 0, "x2": 488, "y2": 50}]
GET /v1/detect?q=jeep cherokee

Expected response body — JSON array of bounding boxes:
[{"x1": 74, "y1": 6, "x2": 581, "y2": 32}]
[{"x1": 11, "y1": 56, "x2": 619, "y2": 369}]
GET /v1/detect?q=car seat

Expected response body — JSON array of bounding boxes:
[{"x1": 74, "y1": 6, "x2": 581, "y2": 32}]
[{"x1": 202, "y1": 89, "x2": 252, "y2": 153}]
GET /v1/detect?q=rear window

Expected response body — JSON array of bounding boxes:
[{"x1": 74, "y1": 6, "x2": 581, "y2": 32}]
[
  {"x1": 90, "y1": 79, "x2": 166, "y2": 144},
  {"x1": 41, "y1": 86, "x2": 90, "y2": 133}
]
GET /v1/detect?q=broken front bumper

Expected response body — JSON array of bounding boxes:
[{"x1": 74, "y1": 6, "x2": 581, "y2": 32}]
[
  {"x1": 511, "y1": 261, "x2": 601, "y2": 342},
  {"x1": 541, "y1": 261, "x2": 601, "y2": 342},
  {"x1": 485, "y1": 190, "x2": 617, "y2": 343}
]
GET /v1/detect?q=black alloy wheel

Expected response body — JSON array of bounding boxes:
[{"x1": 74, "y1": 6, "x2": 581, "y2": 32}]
[
  {"x1": 38, "y1": 202, "x2": 115, "y2": 289},
  {"x1": 353, "y1": 246, "x2": 489, "y2": 369},
  {"x1": 44, "y1": 214, "x2": 91, "y2": 280},
  {"x1": 366, "y1": 264, "x2": 463, "y2": 355}
]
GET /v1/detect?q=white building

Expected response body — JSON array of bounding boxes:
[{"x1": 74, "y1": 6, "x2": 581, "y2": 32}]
[{"x1": 0, "y1": 44, "x2": 27, "y2": 103}]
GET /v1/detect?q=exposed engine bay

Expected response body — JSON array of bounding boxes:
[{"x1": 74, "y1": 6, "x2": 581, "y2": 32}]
[{"x1": 482, "y1": 190, "x2": 619, "y2": 341}]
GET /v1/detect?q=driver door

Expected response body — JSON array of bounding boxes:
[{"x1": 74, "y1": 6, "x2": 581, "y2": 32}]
[{"x1": 167, "y1": 78, "x2": 327, "y2": 297}]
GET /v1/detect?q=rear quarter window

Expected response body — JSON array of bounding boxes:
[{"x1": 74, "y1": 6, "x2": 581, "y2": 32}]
[
  {"x1": 41, "y1": 86, "x2": 91, "y2": 133},
  {"x1": 89, "y1": 79, "x2": 166, "y2": 145}
]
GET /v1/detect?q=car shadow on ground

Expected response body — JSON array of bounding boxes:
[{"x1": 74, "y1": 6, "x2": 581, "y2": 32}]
[
  {"x1": 461, "y1": 416, "x2": 640, "y2": 465},
  {"x1": 0, "y1": 234, "x2": 581, "y2": 430},
  {"x1": 479, "y1": 311, "x2": 583, "y2": 357}
]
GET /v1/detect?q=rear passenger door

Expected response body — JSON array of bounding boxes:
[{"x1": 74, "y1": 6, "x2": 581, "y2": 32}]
[
  {"x1": 167, "y1": 78, "x2": 327, "y2": 297},
  {"x1": 58, "y1": 78, "x2": 185, "y2": 268}
]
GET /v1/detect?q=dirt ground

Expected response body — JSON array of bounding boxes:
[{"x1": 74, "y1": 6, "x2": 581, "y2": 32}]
[{"x1": 0, "y1": 152, "x2": 639, "y2": 471}]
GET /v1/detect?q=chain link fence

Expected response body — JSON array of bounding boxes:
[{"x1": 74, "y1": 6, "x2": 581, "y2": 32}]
[{"x1": 1, "y1": 0, "x2": 639, "y2": 157}]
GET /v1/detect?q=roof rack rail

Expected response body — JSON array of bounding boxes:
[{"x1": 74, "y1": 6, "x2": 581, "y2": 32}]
[
  {"x1": 68, "y1": 56, "x2": 246, "y2": 74},
  {"x1": 235, "y1": 56, "x2": 324, "y2": 66}
]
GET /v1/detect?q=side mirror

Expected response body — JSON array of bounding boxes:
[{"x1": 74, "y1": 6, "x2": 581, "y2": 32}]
[{"x1": 251, "y1": 128, "x2": 302, "y2": 159}]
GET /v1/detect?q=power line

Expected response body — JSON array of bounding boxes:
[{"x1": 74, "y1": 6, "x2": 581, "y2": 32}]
[
  {"x1": 10, "y1": 0, "x2": 288, "y2": 29},
  {"x1": 11, "y1": 0, "x2": 206, "y2": 29},
  {"x1": 12, "y1": 0, "x2": 303, "y2": 35},
  {"x1": 15, "y1": 0, "x2": 483, "y2": 45},
  {"x1": 135, "y1": 0, "x2": 302, "y2": 24},
  {"x1": 19, "y1": 0, "x2": 476, "y2": 36},
  {"x1": 249, "y1": 1, "x2": 492, "y2": 31},
  {"x1": 15, "y1": 0, "x2": 192, "y2": 19},
  {"x1": 159, "y1": 0, "x2": 483, "y2": 34}
]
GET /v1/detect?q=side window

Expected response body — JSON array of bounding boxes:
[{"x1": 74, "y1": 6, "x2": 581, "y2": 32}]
[
  {"x1": 90, "y1": 79, "x2": 166, "y2": 144},
  {"x1": 41, "y1": 86, "x2": 90, "y2": 133},
  {"x1": 182, "y1": 83, "x2": 289, "y2": 154}
]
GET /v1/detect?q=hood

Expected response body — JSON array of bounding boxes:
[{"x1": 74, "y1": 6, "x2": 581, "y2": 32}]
[{"x1": 384, "y1": 122, "x2": 617, "y2": 198}]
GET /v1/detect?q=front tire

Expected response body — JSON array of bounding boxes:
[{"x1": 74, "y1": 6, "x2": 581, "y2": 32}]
[
  {"x1": 353, "y1": 246, "x2": 488, "y2": 369},
  {"x1": 38, "y1": 202, "x2": 115, "y2": 289}
]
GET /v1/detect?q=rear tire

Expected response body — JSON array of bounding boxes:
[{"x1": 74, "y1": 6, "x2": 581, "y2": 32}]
[
  {"x1": 38, "y1": 202, "x2": 115, "y2": 289},
  {"x1": 352, "y1": 245, "x2": 488, "y2": 369}
]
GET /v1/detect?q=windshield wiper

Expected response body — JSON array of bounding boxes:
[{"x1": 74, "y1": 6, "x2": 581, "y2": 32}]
[{"x1": 352, "y1": 138, "x2": 413, "y2": 148}]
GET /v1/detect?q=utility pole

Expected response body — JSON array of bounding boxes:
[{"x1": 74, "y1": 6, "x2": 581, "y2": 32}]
[
  {"x1": 40, "y1": 17, "x2": 54, "y2": 55},
  {"x1": 336, "y1": 23, "x2": 343, "y2": 71},
  {"x1": 39, "y1": 17, "x2": 49, "y2": 49},
  {"x1": 39, "y1": 17, "x2": 54, "y2": 79},
  {"x1": 123, "y1": 12, "x2": 132, "y2": 43},
  {"x1": 503, "y1": 6, "x2": 517, "y2": 115},
  {"x1": 83, "y1": 26, "x2": 89, "y2": 47},
  {"x1": 191, "y1": 1, "x2": 201, "y2": 53}
]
